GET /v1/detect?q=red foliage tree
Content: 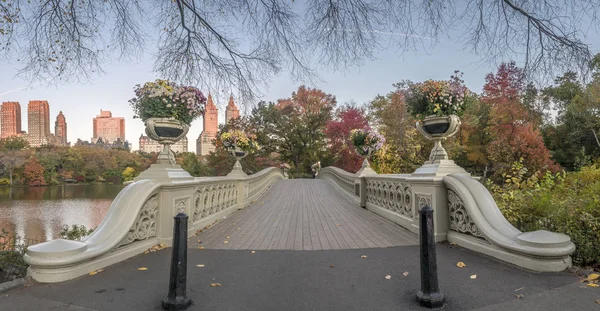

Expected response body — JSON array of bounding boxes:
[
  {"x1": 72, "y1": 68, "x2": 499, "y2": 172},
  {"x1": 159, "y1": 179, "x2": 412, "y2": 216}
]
[
  {"x1": 325, "y1": 106, "x2": 369, "y2": 172},
  {"x1": 22, "y1": 156, "x2": 48, "y2": 186},
  {"x1": 482, "y1": 62, "x2": 559, "y2": 174}
]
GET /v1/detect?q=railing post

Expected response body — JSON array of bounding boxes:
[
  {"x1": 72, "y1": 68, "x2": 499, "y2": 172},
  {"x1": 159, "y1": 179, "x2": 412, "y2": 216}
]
[
  {"x1": 359, "y1": 177, "x2": 367, "y2": 208},
  {"x1": 162, "y1": 212, "x2": 192, "y2": 310},
  {"x1": 416, "y1": 205, "x2": 445, "y2": 308}
]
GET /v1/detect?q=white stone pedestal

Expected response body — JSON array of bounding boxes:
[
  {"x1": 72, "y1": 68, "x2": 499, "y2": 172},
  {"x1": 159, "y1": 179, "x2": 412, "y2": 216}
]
[{"x1": 134, "y1": 164, "x2": 194, "y2": 181}]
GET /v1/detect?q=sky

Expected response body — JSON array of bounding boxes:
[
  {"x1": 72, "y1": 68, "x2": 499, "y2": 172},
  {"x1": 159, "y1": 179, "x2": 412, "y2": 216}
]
[{"x1": 1, "y1": 7, "x2": 600, "y2": 151}]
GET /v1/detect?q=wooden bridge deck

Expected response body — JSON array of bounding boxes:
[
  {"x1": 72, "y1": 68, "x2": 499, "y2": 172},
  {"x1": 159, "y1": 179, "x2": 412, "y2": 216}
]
[{"x1": 192, "y1": 179, "x2": 417, "y2": 250}]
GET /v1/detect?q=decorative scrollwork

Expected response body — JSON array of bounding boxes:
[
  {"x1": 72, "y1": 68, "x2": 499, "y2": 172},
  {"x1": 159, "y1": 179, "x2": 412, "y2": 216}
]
[
  {"x1": 366, "y1": 180, "x2": 413, "y2": 218},
  {"x1": 192, "y1": 183, "x2": 239, "y2": 223},
  {"x1": 448, "y1": 190, "x2": 483, "y2": 238},
  {"x1": 116, "y1": 194, "x2": 158, "y2": 248},
  {"x1": 416, "y1": 194, "x2": 431, "y2": 210}
]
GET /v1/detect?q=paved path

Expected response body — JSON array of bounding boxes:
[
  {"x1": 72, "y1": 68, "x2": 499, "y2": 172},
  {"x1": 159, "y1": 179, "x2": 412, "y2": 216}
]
[
  {"x1": 1, "y1": 245, "x2": 593, "y2": 311},
  {"x1": 193, "y1": 179, "x2": 417, "y2": 250}
]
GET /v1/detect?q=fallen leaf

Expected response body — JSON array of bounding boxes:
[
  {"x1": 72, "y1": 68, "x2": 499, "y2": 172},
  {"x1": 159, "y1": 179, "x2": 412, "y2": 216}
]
[
  {"x1": 385, "y1": 275, "x2": 391, "y2": 280},
  {"x1": 470, "y1": 274, "x2": 477, "y2": 279},
  {"x1": 450, "y1": 242, "x2": 457, "y2": 246},
  {"x1": 251, "y1": 251, "x2": 256, "y2": 254},
  {"x1": 197, "y1": 240, "x2": 201, "y2": 243},
  {"x1": 515, "y1": 294, "x2": 524, "y2": 299},
  {"x1": 403, "y1": 272, "x2": 409, "y2": 277},
  {"x1": 210, "y1": 283, "x2": 221, "y2": 287},
  {"x1": 196, "y1": 264, "x2": 205, "y2": 268},
  {"x1": 595, "y1": 300, "x2": 600, "y2": 305},
  {"x1": 588, "y1": 273, "x2": 599, "y2": 281},
  {"x1": 226, "y1": 236, "x2": 230, "y2": 239},
  {"x1": 89, "y1": 271, "x2": 98, "y2": 276},
  {"x1": 587, "y1": 283, "x2": 599, "y2": 287},
  {"x1": 335, "y1": 224, "x2": 341, "y2": 226},
  {"x1": 456, "y1": 262, "x2": 466, "y2": 268},
  {"x1": 96, "y1": 269, "x2": 105, "y2": 273},
  {"x1": 361, "y1": 255, "x2": 368, "y2": 259},
  {"x1": 144, "y1": 251, "x2": 149, "y2": 254},
  {"x1": 223, "y1": 241, "x2": 229, "y2": 244},
  {"x1": 199, "y1": 246, "x2": 205, "y2": 249},
  {"x1": 137, "y1": 267, "x2": 148, "y2": 271},
  {"x1": 329, "y1": 265, "x2": 334, "y2": 268}
]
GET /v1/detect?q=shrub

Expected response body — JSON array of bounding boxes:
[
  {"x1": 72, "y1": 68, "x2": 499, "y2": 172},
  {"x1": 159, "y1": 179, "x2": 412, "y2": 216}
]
[
  {"x1": 59, "y1": 224, "x2": 94, "y2": 241},
  {"x1": 488, "y1": 160, "x2": 600, "y2": 268},
  {"x1": 0, "y1": 178, "x2": 10, "y2": 186}
]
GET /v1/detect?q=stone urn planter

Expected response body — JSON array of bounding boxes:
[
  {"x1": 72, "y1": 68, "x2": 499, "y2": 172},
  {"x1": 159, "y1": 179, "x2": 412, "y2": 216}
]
[
  {"x1": 145, "y1": 117, "x2": 189, "y2": 165},
  {"x1": 416, "y1": 115, "x2": 461, "y2": 163},
  {"x1": 227, "y1": 146, "x2": 248, "y2": 177}
]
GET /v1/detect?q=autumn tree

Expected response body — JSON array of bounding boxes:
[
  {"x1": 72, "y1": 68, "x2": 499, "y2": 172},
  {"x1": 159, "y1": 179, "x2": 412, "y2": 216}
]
[
  {"x1": 2, "y1": 1, "x2": 598, "y2": 101},
  {"x1": 250, "y1": 86, "x2": 336, "y2": 173},
  {"x1": 22, "y1": 156, "x2": 47, "y2": 186},
  {"x1": 325, "y1": 105, "x2": 368, "y2": 173},
  {"x1": 368, "y1": 88, "x2": 431, "y2": 173},
  {"x1": 482, "y1": 62, "x2": 559, "y2": 177}
]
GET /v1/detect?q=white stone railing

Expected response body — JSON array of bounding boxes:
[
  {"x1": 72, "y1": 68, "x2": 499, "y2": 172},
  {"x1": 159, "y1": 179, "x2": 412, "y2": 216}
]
[
  {"x1": 24, "y1": 167, "x2": 284, "y2": 283},
  {"x1": 443, "y1": 174, "x2": 575, "y2": 272},
  {"x1": 320, "y1": 165, "x2": 575, "y2": 272},
  {"x1": 318, "y1": 167, "x2": 359, "y2": 199}
]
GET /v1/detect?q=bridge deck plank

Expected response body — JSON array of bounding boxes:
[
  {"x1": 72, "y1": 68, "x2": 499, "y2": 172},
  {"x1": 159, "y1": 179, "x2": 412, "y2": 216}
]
[{"x1": 192, "y1": 179, "x2": 417, "y2": 250}]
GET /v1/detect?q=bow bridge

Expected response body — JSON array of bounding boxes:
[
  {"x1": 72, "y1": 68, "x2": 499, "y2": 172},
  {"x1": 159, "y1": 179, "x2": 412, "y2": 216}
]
[{"x1": 23, "y1": 158, "x2": 575, "y2": 283}]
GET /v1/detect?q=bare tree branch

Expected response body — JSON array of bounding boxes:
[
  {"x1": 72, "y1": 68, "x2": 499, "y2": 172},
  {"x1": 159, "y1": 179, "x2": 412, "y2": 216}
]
[{"x1": 1, "y1": 0, "x2": 599, "y2": 104}]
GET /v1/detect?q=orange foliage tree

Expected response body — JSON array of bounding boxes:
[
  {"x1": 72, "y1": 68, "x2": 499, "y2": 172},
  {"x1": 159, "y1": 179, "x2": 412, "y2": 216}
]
[
  {"x1": 325, "y1": 105, "x2": 369, "y2": 173},
  {"x1": 482, "y1": 62, "x2": 559, "y2": 177},
  {"x1": 22, "y1": 156, "x2": 47, "y2": 186}
]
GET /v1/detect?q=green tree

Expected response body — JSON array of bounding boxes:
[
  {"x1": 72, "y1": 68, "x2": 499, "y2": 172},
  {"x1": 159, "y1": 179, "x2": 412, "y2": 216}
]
[
  {"x1": 0, "y1": 136, "x2": 29, "y2": 150},
  {"x1": 122, "y1": 167, "x2": 135, "y2": 182},
  {"x1": 0, "y1": 137, "x2": 30, "y2": 185},
  {"x1": 249, "y1": 86, "x2": 336, "y2": 174}
]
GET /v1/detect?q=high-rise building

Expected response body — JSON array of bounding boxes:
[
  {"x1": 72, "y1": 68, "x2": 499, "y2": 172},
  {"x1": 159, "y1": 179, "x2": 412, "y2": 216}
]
[
  {"x1": 196, "y1": 94, "x2": 218, "y2": 155},
  {"x1": 0, "y1": 101, "x2": 22, "y2": 139},
  {"x1": 139, "y1": 134, "x2": 188, "y2": 154},
  {"x1": 92, "y1": 110, "x2": 125, "y2": 144},
  {"x1": 225, "y1": 95, "x2": 240, "y2": 124},
  {"x1": 54, "y1": 111, "x2": 68, "y2": 146},
  {"x1": 27, "y1": 100, "x2": 51, "y2": 147}
]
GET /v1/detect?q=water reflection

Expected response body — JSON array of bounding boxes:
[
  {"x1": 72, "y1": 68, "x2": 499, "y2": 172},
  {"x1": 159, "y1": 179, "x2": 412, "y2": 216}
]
[{"x1": 0, "y1": 185, "x2": 123, "y2": 241}]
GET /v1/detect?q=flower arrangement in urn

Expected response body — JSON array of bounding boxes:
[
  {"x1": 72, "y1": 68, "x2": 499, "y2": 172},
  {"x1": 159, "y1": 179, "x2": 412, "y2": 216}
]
[
  {"x1": 349, "y1": 127, "x2": 385, "y2": 157},
  {"x1": 129, "y1": 79, "x2": 207, "y2": 126},
  {"x1": 220, "y1": 129, "x2": 258, "y2": 177},
  {"x1": 220, "y1": 129, "x2": 258, "y2": 153},
  {"x1": 404, "y1": 71, "x2": 469, "y2": 120},
  {"x1": 404, "y1": 71, "x2": 471, "y2": 163}
]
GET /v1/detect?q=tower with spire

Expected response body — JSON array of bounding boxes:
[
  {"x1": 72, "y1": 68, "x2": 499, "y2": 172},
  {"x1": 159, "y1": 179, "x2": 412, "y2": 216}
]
[
  {"x1": 225, "y1": 95, "x2": 240, "y2": 124},
  {"x1": 196, "y1": 94, "x2": 219, "y2": 155}
]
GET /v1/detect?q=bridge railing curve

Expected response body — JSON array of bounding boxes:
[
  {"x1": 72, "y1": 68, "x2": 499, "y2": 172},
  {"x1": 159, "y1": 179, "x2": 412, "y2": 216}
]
[
  {"x1": 319, "y1": 165, "x2": 575, "y2": 272},
  {"x1": 24, "y1": 167, "x2": 284, "y2": 283}
]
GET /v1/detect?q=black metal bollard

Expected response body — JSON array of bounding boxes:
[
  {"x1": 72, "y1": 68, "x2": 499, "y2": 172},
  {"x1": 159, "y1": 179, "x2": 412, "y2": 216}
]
[
  {"x1": 416, "y1": 205, "x2": 445, "y2": 308},
  {"x1": 162, "y1": 213, "x2": 192, "y2": 310}
]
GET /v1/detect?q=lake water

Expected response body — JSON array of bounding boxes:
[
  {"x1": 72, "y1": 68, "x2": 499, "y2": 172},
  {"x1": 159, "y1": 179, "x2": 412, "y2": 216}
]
[{"x1": 0, "y1": 185, "x2": 124, "y2": 242}]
